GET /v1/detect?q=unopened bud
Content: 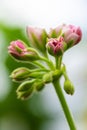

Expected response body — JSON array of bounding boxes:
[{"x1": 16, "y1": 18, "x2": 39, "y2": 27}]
[
  {"x1": 62, "y1": 24, "x2": 82, "y2": 47},
  {"x1": 16, "y1": 80, "x2": 35, "y2": 100},
  {"x1": 27, "y1": 26, "x2": 48, "y2": 53},
  {"x1": 10, "y1": 67, "x2": 31, "y2": 82},
  {"x1": 46, "y1": 37, "x2": 67, "y2": 56},
  {"x1": 64, "y1": 80, "x2": 75, "y2": 95},
  {"x1": 8, "y1": 40, "x2": 41, "y2": 62}
]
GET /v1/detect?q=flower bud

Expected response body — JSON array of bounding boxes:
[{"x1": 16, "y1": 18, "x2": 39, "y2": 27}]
[
  {"x1": 8, "y1": 40, "x2": 27, "y2": 57},
  {"x1": 8, "y1": 40, "x2": 41, "y2": 61},
  {"x1": 26, "y1": 26, "x2": 48, "y2": 53},
  {"x1": 62, "y1": 24, "x2": 82, "y2": 47},
  {"x1": 46, "y1": 37, "x2": 67, "y2": 56},
  {"x1": 16, "y1": 80, "x2": 35, "y2": 100},
  {"x1": 64, "y1": 80, "x2": 75, "y2": 95},
  {"x1": 10, "y1": 67, "x2": 31, "y2": 82}
]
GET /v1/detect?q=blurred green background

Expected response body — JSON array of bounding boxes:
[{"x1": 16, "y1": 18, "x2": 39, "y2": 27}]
[{"x1": 0, "y1": 0, "x2": 87, "y2": 130}]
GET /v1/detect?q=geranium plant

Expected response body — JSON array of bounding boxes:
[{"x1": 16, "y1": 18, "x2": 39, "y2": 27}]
[{"x1": 8, "y1": 24, "x2": 82, "y2": 130}]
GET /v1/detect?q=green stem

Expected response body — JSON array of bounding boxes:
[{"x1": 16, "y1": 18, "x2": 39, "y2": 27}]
[
  {"x1": 31, "y1": 68, "x2": 50, "y2": 72},
  {"x1": 62, "y1": 64, "x2": 70, "y2": 80},
  {"x1": 55, "y1": 57, "x2": 58, "y2": 69},
  {"x1": 33, "y1": 61, "x2": 46, "y2": 69},
  {"x1": 53, "y1": 80, "x2": 76, "y2": 130},
  {"x1": 55, "y1": 56, "x2": 62, "y2": 69},
  {"x1": 40, "y1": 56, "x2": 55, "y2": 70}
]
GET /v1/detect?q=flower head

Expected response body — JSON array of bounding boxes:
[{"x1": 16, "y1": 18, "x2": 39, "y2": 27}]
[
  {"x1": 26, "y1": 26, "x2": 48, "y2": 53},
  {"x1": 49, "y1": 24, "x2": 82, "y2": 48},
  {"x1": 8, "y1": 40, "x2": 40, "y2": 61}
]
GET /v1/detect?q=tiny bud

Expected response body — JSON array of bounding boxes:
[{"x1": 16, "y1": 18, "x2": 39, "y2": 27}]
[
  {"x1": 10, "y1": 67, "x2": 31, "y2": 82},
  {"x1": 64, "y1": 80, "x2": 75, "y2": 95},
  {"x1": 27, "y1": 26, "x2": 48, "y2": 53},
  {"x1": 16, "y1": 80, "x2": 35, "y2": 100}
]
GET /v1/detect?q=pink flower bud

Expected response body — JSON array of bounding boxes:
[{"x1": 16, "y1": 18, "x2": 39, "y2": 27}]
[
  {"x1": 62, "y1": 24, "x2": 82, "y2": 46},
  {"x1": 26, "y1": 26, "x2": 48, "y2": 53},
  {"x1": 46, "y1": 37, "x2": 66, "y2": 56},
  {"x1": 8, "y1": 40, "x2": 40, "y2": 61}
]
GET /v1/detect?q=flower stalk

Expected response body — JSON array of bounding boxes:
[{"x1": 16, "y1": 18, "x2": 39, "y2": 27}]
[{"x1": 53, "y1": 80, "x2": 76, "y2": 130}]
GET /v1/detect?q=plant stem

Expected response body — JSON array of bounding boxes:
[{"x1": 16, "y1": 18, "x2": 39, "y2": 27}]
[
  {"x1": 55, "y1": 57, "x2": 58, "y2": 69},
  {"x1": 40, "y1": 56, "x2": 55, "y2": 70},
  {"x1": 53, "y1": 80, "x2": 76, "y2": 130},
  {"x1": 55, "y1": 56, "x2": 62, "y2": 69},
  {"x1": 33, "y1": 61, "x2": 46, "y2": 69}
]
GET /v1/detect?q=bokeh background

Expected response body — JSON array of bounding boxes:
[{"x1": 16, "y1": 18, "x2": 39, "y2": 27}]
[{"x1": 0, "y1": 0, "x2": 87, "y2": 130}]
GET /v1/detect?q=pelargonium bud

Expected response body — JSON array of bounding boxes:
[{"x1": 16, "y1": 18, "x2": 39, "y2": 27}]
[
  {"x1": 16, "y1": 80, "x2": 35, "y2": 100},
  {"x1": 62, "y1": 24, "x2": 82, "y2": 46},
  {"x1": 10, "y1": 67, "x2": 31, "y2": 82},
  {"x1": 46, "y1": 37, "x2": 67, "y2": 56},
  {"x1": 8, "y1": 40, "x2": 41, "y2": 61},
  {"x1": 64, "y1": 80, "x2": 75, "y2": 95},
  {"x1": 26, "y1": 26, "x2": 48, "y2": 53}
]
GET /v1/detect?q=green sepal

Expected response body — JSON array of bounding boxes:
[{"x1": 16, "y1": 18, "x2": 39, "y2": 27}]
[
  {"x1": 52, "y1": 69, "x2": 62, "y2": 80},
  {"x1": 49, "y1": 29, "x2": 62, "y2": 38},
  {"x1": 43, "y1": 72, "x2": 53, "y2": 83},
  {"x1": 20, "y1": 47, "x2": 41, "y2": 61},
  {"x1": 29, "y1": 71, "x2": 46, "y2": 78},
  {"x1": 31, "y1": 30, "x2": 47, "y2": 53},
  {"x1": 67, "y1": 40, "x2": 74, "y2": 49},
  {"x1": 34, "y1": 79, "x2": 45, "y2": 91}
]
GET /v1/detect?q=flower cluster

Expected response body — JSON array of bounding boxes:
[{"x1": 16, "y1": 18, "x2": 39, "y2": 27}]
[{"x1": 8, "y1": 24, "x2": 82, "y2": 99}]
